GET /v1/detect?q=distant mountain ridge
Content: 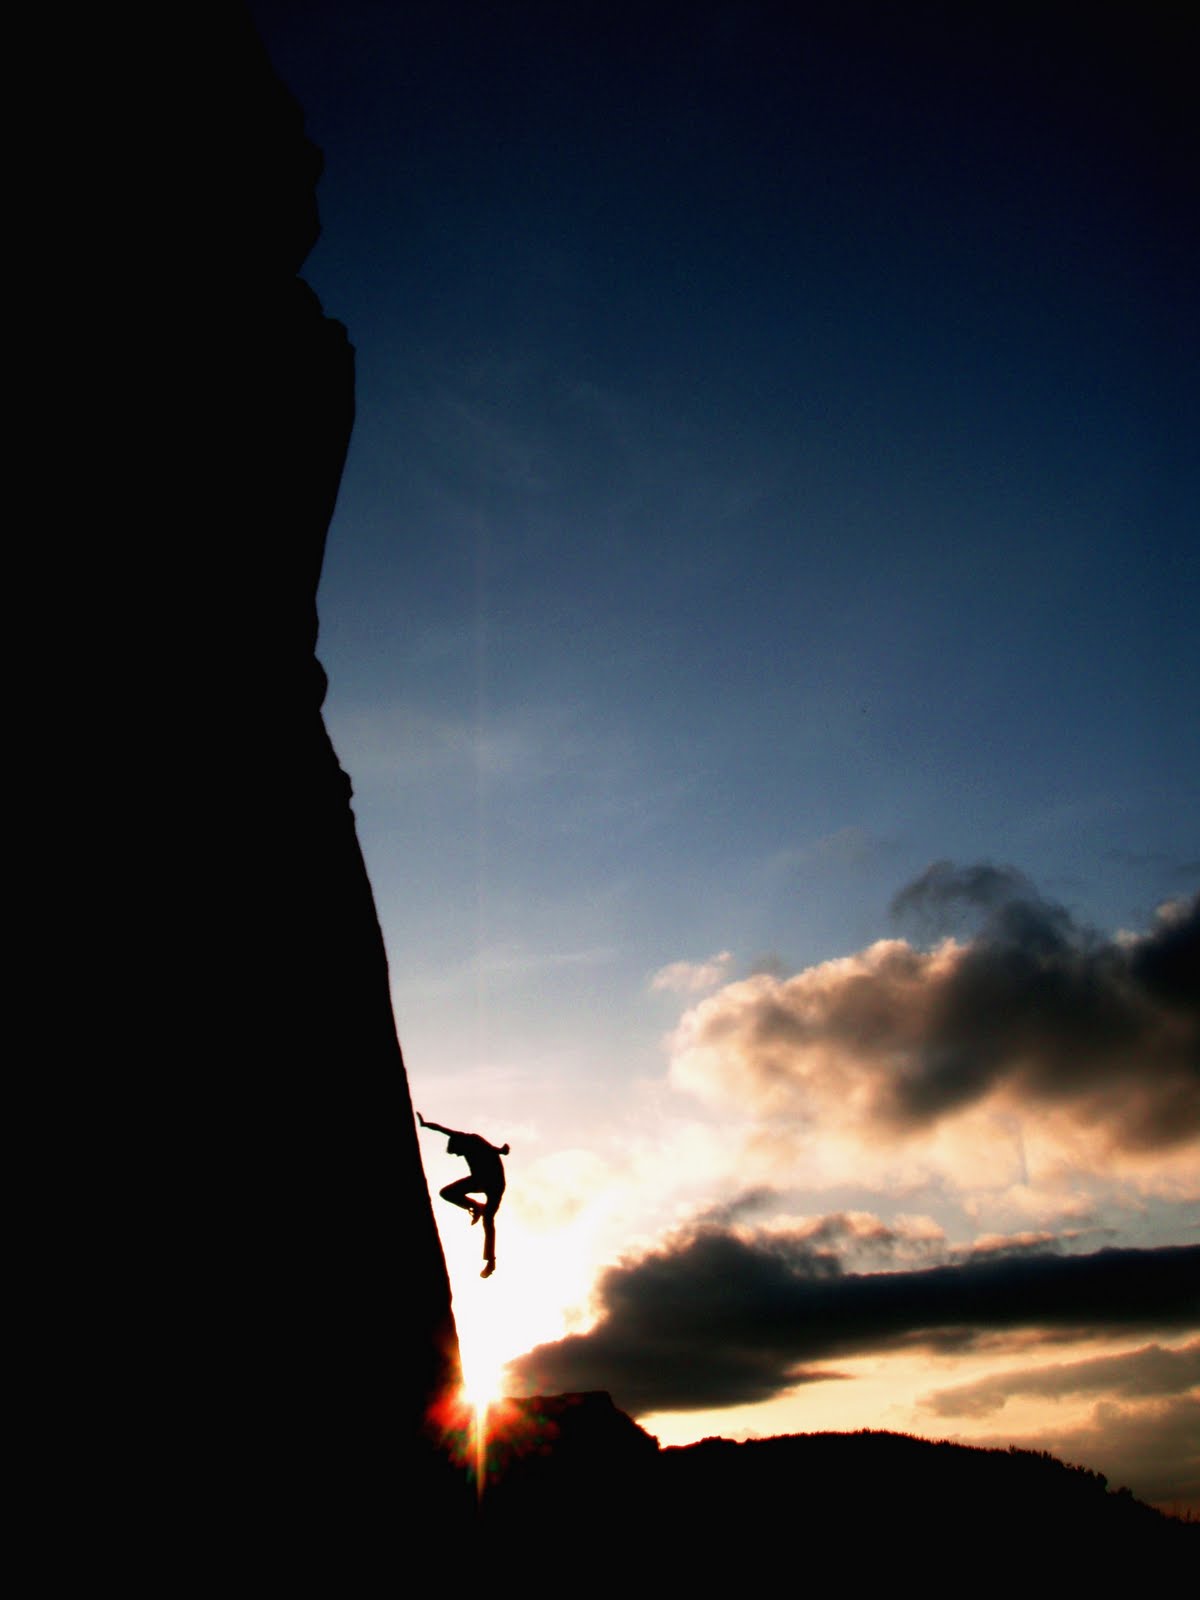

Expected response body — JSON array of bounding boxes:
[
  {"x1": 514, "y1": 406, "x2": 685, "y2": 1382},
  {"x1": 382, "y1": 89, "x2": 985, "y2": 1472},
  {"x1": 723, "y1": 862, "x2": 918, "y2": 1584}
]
[{"x1": 469, "y1": 1392, "x2": 1194, "y2": 1578}]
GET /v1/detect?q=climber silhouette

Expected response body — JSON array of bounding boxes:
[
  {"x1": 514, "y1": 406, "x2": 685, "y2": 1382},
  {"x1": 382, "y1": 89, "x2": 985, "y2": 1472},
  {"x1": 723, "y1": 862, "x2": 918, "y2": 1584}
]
[{"x1": 418, "y1": 1112, "x2": 509, "y2": 1278}]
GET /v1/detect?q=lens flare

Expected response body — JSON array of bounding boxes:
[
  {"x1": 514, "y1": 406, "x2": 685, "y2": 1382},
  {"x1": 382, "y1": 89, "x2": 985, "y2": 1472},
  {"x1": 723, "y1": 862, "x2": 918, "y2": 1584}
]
[
  {"x1": 458, "y1": 1350, "x2": 505, "y2": 1496},
  {"x1": 472, "y1": 1398, "x2": 488, "y2": 1497}
]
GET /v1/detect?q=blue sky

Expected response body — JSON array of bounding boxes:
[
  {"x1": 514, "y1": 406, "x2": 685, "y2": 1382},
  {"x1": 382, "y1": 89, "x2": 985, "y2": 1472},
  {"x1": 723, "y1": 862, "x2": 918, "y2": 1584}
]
[{"x1": 248, "y1": 4, "x2": 1197, "y2": 1508}]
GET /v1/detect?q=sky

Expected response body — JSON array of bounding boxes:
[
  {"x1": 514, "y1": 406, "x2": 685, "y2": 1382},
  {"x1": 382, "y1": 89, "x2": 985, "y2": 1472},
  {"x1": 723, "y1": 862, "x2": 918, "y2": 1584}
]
[{"x1": 247, "y1": 3, "x2": 1198, "y2": 1510}]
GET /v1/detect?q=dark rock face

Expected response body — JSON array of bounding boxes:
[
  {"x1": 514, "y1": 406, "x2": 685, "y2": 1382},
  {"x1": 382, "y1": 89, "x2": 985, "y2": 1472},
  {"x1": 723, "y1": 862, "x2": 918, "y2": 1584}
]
[{"x1": 33, "y1": 10, "x2": 462, "y2": 1577}]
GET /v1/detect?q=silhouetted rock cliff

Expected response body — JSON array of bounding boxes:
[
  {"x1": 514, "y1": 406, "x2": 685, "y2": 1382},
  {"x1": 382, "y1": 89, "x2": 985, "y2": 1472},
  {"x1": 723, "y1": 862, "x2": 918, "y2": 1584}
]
[{"x1": 30, "y1": 9, "x2": 462, "y2": 1579}]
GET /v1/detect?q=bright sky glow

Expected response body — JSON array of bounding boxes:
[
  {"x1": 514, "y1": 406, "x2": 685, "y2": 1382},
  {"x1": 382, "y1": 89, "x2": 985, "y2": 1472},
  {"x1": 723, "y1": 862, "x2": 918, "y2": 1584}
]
[{"x1": 250, "y1": 3, "x2": 1199, "y2": 1511}]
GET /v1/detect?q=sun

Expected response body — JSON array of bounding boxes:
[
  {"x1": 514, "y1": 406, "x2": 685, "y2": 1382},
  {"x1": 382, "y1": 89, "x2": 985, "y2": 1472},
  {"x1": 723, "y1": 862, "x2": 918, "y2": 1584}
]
[{"x1": 459, "y1": 1338, "x2": 507, "y2": 1414}]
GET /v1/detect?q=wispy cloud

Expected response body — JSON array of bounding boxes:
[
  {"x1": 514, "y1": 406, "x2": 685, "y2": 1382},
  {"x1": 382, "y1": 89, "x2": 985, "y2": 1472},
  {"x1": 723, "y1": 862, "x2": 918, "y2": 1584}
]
[
  {"x1": 476, "y1": 942, "x2": 617, "y2": 978},
  {"x1": 767, "y1": 826, "x2": 894, "y2": 876},
  {"x1": 921, "y1": 1338, "x2": 1200, "y2": 1418},
  {"x1": 650, "y1": 951, "x2": 734, "y2": 994},
  {"x1": 331, "y1": 703, "x2": 550, "y2": 785}
]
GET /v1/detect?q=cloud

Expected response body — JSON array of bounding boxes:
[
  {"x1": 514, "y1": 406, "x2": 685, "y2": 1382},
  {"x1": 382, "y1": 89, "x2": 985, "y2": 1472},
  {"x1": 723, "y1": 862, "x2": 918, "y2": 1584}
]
[
  {"x1": 333, "y1": 702, "x2": 550, "y2": 785},
  {"x1": 669, "y1": 872, "x2": 1200, "y2": 1155},
  {"x1": 921, "y1": 1338, "x2": 1200, "y2": 1418},
  {"x1": 694, "y1": 1187, "x2": 782, "y2": 1226},
  {"x1": 692, "y1": 1202, "x2": 949, "y2": 1267},
  {"x1": 957, "y1": 1229, "x2": 1112, "y2": 1262},
  {"x1": 477, "y1": 942, "x2": 616, "y2": 978},
  {"x1": 890, "y1": 859, "x2": 1039, "y2": 931},
  {"x1": 770, "y1": 826, "x2": 891, "y2": 874},
  {"x1": 507, "y1": 1220, "x2": 1200, "y2": 1415},
  {"x1": 650, "y1": 951, "x2": 734, "y2": 994}
]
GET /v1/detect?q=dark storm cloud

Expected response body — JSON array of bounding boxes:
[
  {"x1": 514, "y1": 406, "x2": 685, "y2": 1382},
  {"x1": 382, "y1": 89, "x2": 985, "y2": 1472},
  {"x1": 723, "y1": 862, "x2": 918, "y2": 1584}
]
[
  {"x1": 921, "y1": 1338, "x2": 1200, "y2": 1418},
  {"x1": 507, "y1": 1225, "x2": 1200, "y2": 1415},
  {"x1": 673, "y1": 874, "x2": 1200, "y2": 1152}
]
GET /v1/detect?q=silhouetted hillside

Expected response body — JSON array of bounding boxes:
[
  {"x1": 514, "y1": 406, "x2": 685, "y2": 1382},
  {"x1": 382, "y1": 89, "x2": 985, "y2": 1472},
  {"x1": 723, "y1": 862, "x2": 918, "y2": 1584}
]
[{"x1": 470, "y1": 1394, "x2": 1194, "y2": 1580}]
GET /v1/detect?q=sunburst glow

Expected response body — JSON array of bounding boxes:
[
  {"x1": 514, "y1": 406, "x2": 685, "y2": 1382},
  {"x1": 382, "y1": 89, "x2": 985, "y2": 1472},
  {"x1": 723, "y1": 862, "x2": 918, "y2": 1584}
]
[
  {"x1": 436, "y1": 1200, "x2": 596, "y2": 1403},
  {"x1": 459, "y1": 1346, "x2": 506, "y2": 1414}
]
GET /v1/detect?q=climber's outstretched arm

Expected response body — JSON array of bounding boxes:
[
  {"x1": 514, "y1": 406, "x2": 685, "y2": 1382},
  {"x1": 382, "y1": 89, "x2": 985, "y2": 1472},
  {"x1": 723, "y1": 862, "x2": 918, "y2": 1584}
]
[{"x1": 416, "y1": 1112, "x2": 461, "y2": 1139}]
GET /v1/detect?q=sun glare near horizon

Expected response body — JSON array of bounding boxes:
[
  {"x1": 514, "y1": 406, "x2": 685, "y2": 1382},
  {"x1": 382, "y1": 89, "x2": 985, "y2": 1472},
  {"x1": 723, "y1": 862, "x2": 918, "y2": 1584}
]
[{"x1": 437, "y1": 1205, "x2": 592, "y2": 1412}]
